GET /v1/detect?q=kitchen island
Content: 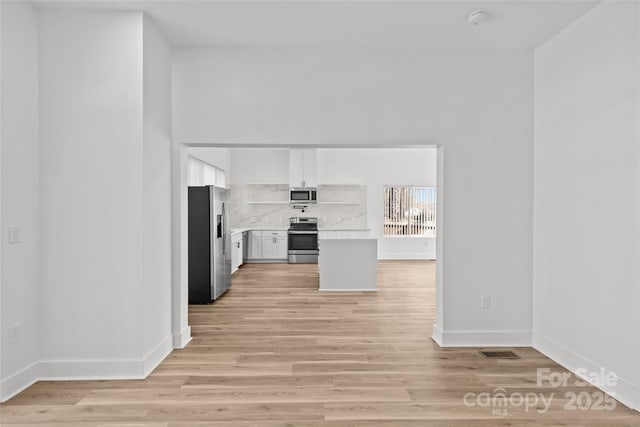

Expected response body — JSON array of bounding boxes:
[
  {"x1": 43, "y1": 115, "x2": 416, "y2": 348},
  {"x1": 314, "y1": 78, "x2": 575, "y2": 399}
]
[{"x1": 318, "y1": 235, "x2": 377, "y2": 291}]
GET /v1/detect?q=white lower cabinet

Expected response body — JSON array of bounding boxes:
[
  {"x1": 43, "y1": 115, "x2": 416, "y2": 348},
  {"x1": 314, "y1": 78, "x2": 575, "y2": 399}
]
[
  {"x1": 274, "y1": 235, "x2": 287, "y2": 259},
  {"x1": 231, "y1": 232, "x2": 243, "y2": 274},
  {"x1": 248, "y1": 230, "x2": 288, "y2": 261},
  {"x1": 250, "y1": 231, "x2": 262, "y2": 259},
  {"x1": 261, "y1": 235, "x2": 276, "y2": 259}
]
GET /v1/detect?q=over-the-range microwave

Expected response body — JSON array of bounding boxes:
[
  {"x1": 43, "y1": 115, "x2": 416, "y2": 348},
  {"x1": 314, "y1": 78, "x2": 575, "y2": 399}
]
[{"x1": 290, "y1": 187, "x2": 317, "y2": 204}]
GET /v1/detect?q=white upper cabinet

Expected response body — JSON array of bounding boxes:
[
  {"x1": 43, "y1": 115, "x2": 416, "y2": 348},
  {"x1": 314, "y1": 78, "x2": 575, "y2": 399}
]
[
  {"x1": 289, "y1": 149, "x2": 317, "y2": 188},
  {"x1": 188, "y1": 155, "x2": 226, "y2": 187}
]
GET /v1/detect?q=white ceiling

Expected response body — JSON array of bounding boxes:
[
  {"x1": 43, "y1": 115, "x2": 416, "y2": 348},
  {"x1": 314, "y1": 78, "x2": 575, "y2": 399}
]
[{"x1": 34, "y1": 0, "x2": 599, "y2": 50}]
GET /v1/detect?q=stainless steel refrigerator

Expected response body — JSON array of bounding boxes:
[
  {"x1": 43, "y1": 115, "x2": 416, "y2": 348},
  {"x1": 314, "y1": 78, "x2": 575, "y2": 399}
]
[{"x1": 188, "y1": 185, "x2": 232, "y2": 304}]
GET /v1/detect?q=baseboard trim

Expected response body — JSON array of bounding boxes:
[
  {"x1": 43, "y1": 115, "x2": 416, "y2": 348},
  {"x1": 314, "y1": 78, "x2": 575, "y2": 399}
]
[
  {"x1": 533, "y1": 332, "x2": 639, "y2": 411},
  {"x1": 39, "y1": 359, "x2": 145, "y2": 379},
  {"x1": 0, "y1": 361, "x2": 40, "y2": 403},
  {"x1": 433, "y1": 329, "x2": 533, "y2": 347},
  {"x1": 0, "y1": 336, "x2": 174, "y2": 403},
  {"x1": 143, "y1": 334, "x2": 174, "y2": 376},
  {"x1": 431, "y1": 324, "x2": 444, "y2": 346},
  {"x1": 243, "y1": 259, "x2": 288, "y2": 264},
  {"x1": 172, "y1": 325, "x2": 192, "y2": 349},
  {"x1": 318, "y1": 288, "x2": 378, "y2": 292},
  {"x1": 378, "y1": 252, "x2": 436, "y2": 260}
]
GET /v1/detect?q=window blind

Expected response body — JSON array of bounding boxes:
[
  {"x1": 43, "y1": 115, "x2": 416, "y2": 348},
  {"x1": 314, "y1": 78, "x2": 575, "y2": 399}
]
[{"x1": 384, "y1": 186, "x2": 436, "y2": 237}]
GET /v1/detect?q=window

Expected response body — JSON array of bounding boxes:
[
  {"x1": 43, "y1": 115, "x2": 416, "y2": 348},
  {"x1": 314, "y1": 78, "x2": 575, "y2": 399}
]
[{"x1": 384, "y1": 186, "x2": 436, "y2": 237}]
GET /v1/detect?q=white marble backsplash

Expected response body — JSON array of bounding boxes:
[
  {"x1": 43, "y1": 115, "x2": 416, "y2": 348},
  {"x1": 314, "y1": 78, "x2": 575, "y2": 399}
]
[{"x1": 229, "y1": 184, "x2": 367, "y2": 229}]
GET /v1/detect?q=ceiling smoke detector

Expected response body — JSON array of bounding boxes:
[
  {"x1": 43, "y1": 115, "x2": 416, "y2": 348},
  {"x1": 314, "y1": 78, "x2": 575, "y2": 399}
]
[{"x1": 467, "y1": 10, "x2": 488, "y2": 26}]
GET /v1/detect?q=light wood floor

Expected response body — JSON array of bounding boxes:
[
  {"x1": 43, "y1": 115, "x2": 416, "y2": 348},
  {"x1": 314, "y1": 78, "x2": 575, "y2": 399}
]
[{"x1": 1, "y1": 261, "x2": 639, "y2": 426}]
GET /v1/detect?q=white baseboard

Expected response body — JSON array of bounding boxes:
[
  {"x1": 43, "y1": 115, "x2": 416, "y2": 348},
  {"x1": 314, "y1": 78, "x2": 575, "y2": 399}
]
[
  {"x1": 431, "y1": 324, "x2": 444, "y2": 346},
  {"x1": 432, "y1": 329, "x2": 533, "y2": 347},
  {"x1": 143, "y1": 334, "x2": 174, "y2": 376},
  {"x1": 378, "y1": 252, "x2": 436, "y2": 260},
  {"x1": 0, "y1": 335, "x2": 174, "y2": 403},
  {"x1": 38, "y1": 359, "x2": 145, "y2": 379},
  {"x1": 319, "y1": 288, "x2": 378, "y2": 292},
  {"x1": 172, "y1": 325, "x2": 192, "y2": 349},
  {"x1": 533, "y1": 332, "x2": 639, "y2": 411},
  {"x1": 0, "y1": 361, "x2": 40, "y2": 403}
]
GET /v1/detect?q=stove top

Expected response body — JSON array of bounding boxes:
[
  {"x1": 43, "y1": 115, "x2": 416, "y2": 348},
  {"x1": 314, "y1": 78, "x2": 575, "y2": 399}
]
[{"x1": 289, "y1": 217, "x2": 318, "y2": 231}]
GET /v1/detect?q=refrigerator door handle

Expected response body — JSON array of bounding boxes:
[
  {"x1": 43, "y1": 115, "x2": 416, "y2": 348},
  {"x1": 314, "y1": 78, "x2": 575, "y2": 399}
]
[{"x1": 221, "y1": 202, "x2": 226, "y2": 255}]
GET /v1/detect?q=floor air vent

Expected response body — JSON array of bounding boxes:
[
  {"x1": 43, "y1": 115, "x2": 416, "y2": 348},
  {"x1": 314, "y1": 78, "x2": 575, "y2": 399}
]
[{"x1": 480, "y1": 350, "x2": 520, "y2": 359}]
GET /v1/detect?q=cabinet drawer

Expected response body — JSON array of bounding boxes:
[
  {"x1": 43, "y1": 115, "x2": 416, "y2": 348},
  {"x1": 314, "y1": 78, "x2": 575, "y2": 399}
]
[{"x1": 262, "y1": 230, "x2": 287, "y2": 237}]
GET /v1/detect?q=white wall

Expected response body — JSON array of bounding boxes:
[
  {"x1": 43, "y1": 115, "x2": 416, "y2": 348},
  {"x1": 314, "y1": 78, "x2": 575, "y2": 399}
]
[
  {"x1": 173, "y1": 47, "x2": 534, "y2": 344},
  {"x1": 39, "y1": 9, "x2": 144, "y2": 365},
  {"x1": 230, "y1": 148, "x2": 290, "y2": 185},
  {"x1": 533, "y1": 1, "x2": 640, "y2": 409},
  {"x1": 317, "y1": 148, "x2": 437, "y2": 259},
  {"x1": 0, "y1": 0, "x2": 41, "y2": 400},
  {"x1": 0, "y1": 9, "x2": 177, "y2": 400},
  {"x1": 142, "y1": 16, "x2": 173, "y2": 368},
  {"x1": 170, "y1": 143, "x2": 189, "y2": 349}
]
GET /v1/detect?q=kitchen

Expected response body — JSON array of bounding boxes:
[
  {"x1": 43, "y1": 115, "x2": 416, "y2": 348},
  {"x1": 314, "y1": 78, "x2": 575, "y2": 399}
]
[
  {"x1": 4, "y1": 0, "x2": 636, "y2": 422},
  {"x1": 186, "y1": 146, "x2": 437, "y2": 301}
]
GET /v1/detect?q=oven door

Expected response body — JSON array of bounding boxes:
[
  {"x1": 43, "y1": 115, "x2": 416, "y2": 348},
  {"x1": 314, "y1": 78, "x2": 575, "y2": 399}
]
[
  {"x1": 288, "y1": 231, "x2": 318, "y2": 264},
  {"x1": 288, "y1": 231, "x2": 318, "y2": 252}
]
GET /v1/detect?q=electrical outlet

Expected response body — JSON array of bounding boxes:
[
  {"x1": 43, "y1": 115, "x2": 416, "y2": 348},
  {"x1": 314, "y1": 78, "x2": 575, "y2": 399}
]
[
  {"x1": 480, "y1": 296, "x2": 491, "y2": 310},
  {"x1": 8, "y1": 324, "x2": 20, "y2": 344},
  {"x1": 8, "y1": 226, "x2": 21, "y2": 244}
]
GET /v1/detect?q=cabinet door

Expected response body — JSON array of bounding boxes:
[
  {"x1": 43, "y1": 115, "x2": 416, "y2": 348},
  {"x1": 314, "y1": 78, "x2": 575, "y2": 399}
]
[
  {"x1": 290, "y1": 149, "x2": 318, "y2": 187},
  {"x1": 302, "y1": 149, "x2": 317, "y2": 187},
  {"x1": 237, "y1": 239, "x2": 243, "y2": 267},
  {"x1": 250, "y1": 232, "x2": 262, "y2": 259},
  {"x1": 274, "y1": 236, "x2": 288, "y2": 259},
  {"x1": 231, "y1": 242, "x2": 238, "y2": 273},
  {"x1": 231, "y1": 238, "x2": 242, "y2": 273},
  {"x1": 261, "y1": 235, "x2": 276, "y2": 259},
  {"x1": 289, "y1": 150, "x2": 304, "y2": 187}
]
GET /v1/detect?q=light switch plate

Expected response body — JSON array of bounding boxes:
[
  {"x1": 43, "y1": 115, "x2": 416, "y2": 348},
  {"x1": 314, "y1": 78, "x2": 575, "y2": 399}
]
[
  {"x1": 8, "y1": 226, "x2": 21, "y2": 244},
  {"x1": 9, "y1": 324, "x2": 20, "y2": 344}
]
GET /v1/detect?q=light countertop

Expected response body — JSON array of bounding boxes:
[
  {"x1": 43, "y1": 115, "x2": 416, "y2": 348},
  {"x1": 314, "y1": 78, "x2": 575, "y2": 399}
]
[
  {"x1": 231, "y1": 227, "x2": 371, "y2": 233},
  {"x1": 319, "y1": 236, "x2": 377, "y2": 240},
  {"x1": 318, "y1": 228, "x2": 371, "y2": 232},
  {"x1": 230, "y1": 227, "x2": 288, "y2": 233}
]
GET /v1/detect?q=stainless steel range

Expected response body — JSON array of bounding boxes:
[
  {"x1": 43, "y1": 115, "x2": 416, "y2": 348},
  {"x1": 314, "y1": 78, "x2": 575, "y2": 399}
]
[{"x1": 288, "y1": 217, "x2": 319, "y2": 264}]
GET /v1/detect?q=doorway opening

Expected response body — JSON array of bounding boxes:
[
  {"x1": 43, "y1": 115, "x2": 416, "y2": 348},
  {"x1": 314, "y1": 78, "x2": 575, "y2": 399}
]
[{"x1": 171, "y1": 144, "x2": 444, "y2": 348}]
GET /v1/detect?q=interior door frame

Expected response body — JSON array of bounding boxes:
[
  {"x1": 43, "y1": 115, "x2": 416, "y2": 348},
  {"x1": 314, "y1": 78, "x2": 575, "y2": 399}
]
[{"x1": 171, "y1": 142, "x2": 443, "y2": 349}]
